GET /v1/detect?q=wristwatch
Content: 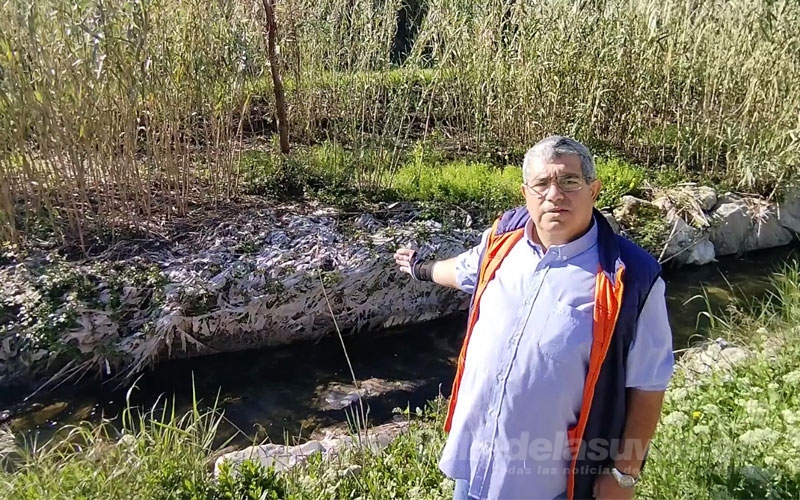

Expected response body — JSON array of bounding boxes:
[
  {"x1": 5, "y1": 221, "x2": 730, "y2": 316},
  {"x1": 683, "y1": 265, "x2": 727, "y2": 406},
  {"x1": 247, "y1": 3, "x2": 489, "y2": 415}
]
[{"x1": 609, "y1": 467, "x2": 639, "y2": 488}]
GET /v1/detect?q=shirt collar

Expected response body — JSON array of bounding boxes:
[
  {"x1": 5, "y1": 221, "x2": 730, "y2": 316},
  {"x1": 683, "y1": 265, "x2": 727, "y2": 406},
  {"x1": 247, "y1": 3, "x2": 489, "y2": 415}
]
[{"x1": 524, "y1": 215, "x2": 598, "y2": 261}]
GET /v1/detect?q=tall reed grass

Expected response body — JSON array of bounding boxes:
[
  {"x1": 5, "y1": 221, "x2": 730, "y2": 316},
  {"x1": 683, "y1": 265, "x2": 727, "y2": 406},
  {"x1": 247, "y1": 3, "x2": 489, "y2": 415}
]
[
  {"x1": 2, "y1": 0, "x2": 798, "y2": 247},
  {"x1": 0, "y1": 0, "x2": 264, "y2": 248}
]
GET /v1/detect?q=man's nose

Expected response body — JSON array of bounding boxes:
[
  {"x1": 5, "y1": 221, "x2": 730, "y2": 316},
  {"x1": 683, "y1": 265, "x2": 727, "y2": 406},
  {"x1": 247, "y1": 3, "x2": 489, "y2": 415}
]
[{"x1": 544, "y1": 182, "x2": 565, "y2": 201}]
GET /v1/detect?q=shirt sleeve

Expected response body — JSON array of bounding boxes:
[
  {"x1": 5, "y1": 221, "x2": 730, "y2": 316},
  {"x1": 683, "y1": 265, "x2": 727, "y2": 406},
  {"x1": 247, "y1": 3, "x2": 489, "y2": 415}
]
[
  {"x1": 453, "y1": 227, "x2": 492, "y2": 295},
  {"x1": 625, "y1": 277, "x2": 675, "y2": 390}
]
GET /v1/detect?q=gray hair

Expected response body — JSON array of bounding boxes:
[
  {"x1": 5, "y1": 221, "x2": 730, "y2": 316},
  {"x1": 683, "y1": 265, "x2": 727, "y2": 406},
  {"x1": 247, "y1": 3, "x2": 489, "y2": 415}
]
[{"x1": 522, "y1": 135, "x2": 597, "y2": 183}]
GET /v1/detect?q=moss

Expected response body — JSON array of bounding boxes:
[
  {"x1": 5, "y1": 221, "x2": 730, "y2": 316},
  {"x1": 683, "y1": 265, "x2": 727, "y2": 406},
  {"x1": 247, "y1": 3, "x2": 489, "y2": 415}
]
[
  {"x1": 179, "y1": 288, "x2": 217, "y2": 316},
  {"x1": 319, "y1": 270, "x2": 343, "y2": 289},
  {"x1": 235, "y1": 235, "x2": 260, "y2": 254}
]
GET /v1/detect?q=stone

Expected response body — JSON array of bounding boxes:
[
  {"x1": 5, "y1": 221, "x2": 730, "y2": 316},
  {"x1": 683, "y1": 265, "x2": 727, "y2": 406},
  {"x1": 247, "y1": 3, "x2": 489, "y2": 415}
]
[
  {"x1": 685, "y1": 239, "x2": 716, "y2": 266},
  {"x1": 777, "y1": 188, "x2": 800, "y2": 235},
  {"x1": 677, "y1": 184, "x2": 718, "y2": 212},
  {"x1": 659, "y1": 210, "x2": 715, "y2": 266},
  {"x1": 601, "y1": 211, "x2": 620, "y2": 234},
  {"x1": 213, "y1": 420, "x2": 409, "y2": 477},
  {"x1": 710, "y1": 197, "x2": 749, "y2": 256},
  {"x1": 680, "y1": 338, "x2": 751, "y2": 379},
  {"x1": 315, "y1": 378, "x2": 420, "y2": 411},
  {"x1": 613, "y1": 195, "x2": 659, "y2": 226},
  {"x1": 750, "y1": 201, "x2": 794, "y2": 250},
  {"x1": 653, "y1": 186, "x2": 714, "y2": 229},
  {"x1": 338, "y1": 464, "x2": 363, "y2": 478},
  {"x1": 710, "y1": 195, "x2": 791, "y2": 256}
]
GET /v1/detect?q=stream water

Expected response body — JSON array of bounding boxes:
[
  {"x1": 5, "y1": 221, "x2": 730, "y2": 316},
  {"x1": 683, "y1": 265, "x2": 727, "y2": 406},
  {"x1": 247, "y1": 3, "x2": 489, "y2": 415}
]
[{"x1": 1, "y1": 244, "x2": 798, "y2": 449}]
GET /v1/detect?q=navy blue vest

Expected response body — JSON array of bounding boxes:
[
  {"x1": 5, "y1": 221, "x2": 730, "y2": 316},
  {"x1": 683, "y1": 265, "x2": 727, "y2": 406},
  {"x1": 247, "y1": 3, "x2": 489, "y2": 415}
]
[{"x1": 473, "y1": 206, "x2": 661, "y2": 498}]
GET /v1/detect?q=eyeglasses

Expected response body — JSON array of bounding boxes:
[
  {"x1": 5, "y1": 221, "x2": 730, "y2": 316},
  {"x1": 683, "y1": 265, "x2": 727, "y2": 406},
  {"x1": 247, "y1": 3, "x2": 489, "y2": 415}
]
[{"x1": 524, "y1": 175, "x2": 586, "y2": 196}]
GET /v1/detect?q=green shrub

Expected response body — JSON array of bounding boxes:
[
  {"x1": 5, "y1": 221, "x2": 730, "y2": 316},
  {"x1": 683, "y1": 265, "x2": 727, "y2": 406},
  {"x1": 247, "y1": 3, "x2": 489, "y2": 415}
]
[
  {"x1": 595, "y1": 157, "x2": 646, "y2": 209},
  {"x1": 213, "y1": 460, "x2": 289, "y2": 500}
]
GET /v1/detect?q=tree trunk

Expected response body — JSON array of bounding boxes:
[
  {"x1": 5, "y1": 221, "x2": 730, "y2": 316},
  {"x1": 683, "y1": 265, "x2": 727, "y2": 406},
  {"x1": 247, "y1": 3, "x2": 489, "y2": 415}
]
[{"x1": 261, "y1": 0, "x2": 290, "y2": 154}]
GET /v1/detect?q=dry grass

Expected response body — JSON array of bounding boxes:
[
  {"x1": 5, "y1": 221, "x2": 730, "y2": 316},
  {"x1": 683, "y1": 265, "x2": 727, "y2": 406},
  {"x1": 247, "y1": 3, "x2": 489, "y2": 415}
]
[
  {"x1": 0, "y1": 0, "x2": 264, "y2": 248},
  {"x1": 1, "y1": 0, "x2": 798, "y2": 249}
]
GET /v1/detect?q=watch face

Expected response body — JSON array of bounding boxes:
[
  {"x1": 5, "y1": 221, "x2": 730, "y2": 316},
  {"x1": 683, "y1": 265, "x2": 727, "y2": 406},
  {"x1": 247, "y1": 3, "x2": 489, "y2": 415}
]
[{"x1": 612, "y1": 468, "x2": 637, "y2": 488}]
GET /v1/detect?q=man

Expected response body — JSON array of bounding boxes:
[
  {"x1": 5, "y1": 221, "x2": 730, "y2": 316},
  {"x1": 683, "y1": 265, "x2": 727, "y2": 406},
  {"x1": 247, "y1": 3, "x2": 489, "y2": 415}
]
[{"x1": 393, "y1": 136, "x2": 674, "y2": 500}]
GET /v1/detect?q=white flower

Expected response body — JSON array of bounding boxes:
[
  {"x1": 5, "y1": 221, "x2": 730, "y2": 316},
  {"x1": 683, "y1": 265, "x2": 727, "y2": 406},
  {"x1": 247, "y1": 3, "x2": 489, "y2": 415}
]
[
  {"x1": 783, "y1": 370, "x2": 800, "y2": 385},
  {"x1": 662, "y1": 412, "x2": 690, "y2": 428},
  {"x1": 669, "y1": 388, "x2": 688, "y2": 402},
  {"x1": 738, "y1": 428, "x2": 781, "y2": 447},
  {"x1": 768, "y1": 383, "x2": 779, "y2": 391},
  {"x1": 743, "y1": 399, "x2": 768, "y2": 419},
  {"x1": 701, "y1": 403, "x2": 720, "y2": 416},
  {"x1": 693, "y1": 425, "x2": 710, "y2": 436},
  {"x1": 406, "y1": 486, "x2": 423, "y2": 499},
  {"x1": 781, "y1": 410, "x2": 799, "y2": 425},
  {"x1": 790, "y1": 432, "x2": 800, "y2": 451}
]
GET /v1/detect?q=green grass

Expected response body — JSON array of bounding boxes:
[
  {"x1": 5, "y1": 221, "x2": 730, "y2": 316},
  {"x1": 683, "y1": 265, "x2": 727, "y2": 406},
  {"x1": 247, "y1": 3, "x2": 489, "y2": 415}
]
[
  {"x1": 2, "y1": 264, "x2": 799, "y2": 499},
  {"x1": 240, "y1": 142, "x2": 657, "y2": 219},
  {"x1": 640, "y1": 264, "x2": 800, "y2": 499}
]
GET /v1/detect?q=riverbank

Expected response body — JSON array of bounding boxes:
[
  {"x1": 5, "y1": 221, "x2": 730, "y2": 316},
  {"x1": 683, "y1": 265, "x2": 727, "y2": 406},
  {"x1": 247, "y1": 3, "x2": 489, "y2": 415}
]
[
  {"x1": 2, "y1": 264, "x2": 798, "y2": 499},
  {"x1": 3, "y1": 0, "x2": 799, "y2": 393},
  {"x1": 1, "y1": 159, "x2": 798, "y2": 391}
]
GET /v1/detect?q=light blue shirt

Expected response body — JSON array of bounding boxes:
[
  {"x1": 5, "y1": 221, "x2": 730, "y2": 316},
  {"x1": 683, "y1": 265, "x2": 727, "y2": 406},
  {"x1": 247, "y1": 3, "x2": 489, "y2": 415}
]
[{"x1": 438, "y1": 217, "x2": 674, "y2": 499}]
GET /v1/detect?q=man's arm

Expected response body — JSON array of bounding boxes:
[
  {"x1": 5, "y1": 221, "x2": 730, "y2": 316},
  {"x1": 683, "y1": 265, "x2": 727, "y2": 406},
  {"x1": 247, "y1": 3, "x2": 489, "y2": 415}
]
[
  {"x1": 613, "y1": 389, "x2": 666, "y2": 476},
  {"x1": 393, "y1": 250, "x2": 462, "y2": 289},
  {"x1": 594, "y1": 277, "x2": 674, "y2": 498},
  {"x1": 393, "y1": 227, "x2": 492, "y2": 293}
]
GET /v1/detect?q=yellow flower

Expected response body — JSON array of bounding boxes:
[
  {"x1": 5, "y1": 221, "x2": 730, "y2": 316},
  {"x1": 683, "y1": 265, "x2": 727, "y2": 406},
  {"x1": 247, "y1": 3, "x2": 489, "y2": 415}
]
[{"x1": 692, "y1": 411, "x2": 702, "y2": 420}]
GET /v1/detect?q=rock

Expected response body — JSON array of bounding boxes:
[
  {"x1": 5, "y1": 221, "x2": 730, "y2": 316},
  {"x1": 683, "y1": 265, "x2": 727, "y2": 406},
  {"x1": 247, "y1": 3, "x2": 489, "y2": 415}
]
[
  {"x1": 710, "y1": 195, "x2": 792, "y2": 256},
  {"x1": 750, "y1": 201, "x2": 794, "y2": 249},
  {"x1": 680, "y1": 338, "x2": 751, "y2": 380},
  {"x1": 613, "y1": 196, "x2": 659, "y2": 226},
  {"x1": 213, "y1": 420, "x2": 409, "y2": 477},
  {"x1": 28, "y1": 402, "x2": 67, "y2": 426},
  {"x1": 338, "y1": 464, "x2": 363, "y2": 478},
  {"x1": 659, "y1": 211, "x2": 715, "y2": 266},
  {"x1": 777, "y1": 188, "x2": 800, "y2": 235},
  {"x1": 601, "y1": 211, "x2": 620, "y2": 234},
  {"x1": 315, "y1": 378, "x2": 420, "y2": 411},
  {"x1": 678, "y1": 184, "x2": 717, "y2": 212},
  {"x1": 710, "y1": 197, "x2": 749, "y2": 256},
  {"x1": 685, "y1": 239, "x2": 716, "y2": 266},
  {"x1": 652, "y1": 187, "x2": 714, "y2": 229}
]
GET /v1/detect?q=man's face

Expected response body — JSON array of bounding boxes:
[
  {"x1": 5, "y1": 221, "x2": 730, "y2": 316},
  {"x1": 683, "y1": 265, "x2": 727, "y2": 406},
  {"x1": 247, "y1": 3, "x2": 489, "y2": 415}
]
[{"x1": 520, "y1": 154, "x2": 602, "y2": 244}]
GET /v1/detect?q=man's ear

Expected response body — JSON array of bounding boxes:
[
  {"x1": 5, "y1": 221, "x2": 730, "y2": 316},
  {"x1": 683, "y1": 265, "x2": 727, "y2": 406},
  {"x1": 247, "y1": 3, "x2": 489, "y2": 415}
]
[{"x1": 590, "y1": 179, "x2": 603, "y2": 202}]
